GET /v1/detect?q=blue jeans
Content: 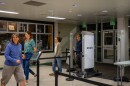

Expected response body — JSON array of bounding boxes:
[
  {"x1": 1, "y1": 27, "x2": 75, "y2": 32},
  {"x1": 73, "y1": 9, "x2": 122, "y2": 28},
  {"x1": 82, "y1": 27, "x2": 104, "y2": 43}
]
[
  {"x1": 52, "y1": 58, "x2": 62, "y2": 72},
  {"x1": 29, "y1": 68, "x2": 35, "y2": 75},
  {"x1": 23, "y1": 59, "x2": 30, "y2": 80},
  {"x1": 23, "y1": 53, "x2": 33, "y2": 80}
]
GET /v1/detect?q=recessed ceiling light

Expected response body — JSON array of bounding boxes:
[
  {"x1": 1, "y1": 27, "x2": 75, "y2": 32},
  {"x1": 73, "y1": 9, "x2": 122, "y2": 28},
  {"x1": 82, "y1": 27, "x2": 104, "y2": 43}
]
[
  {"x1": 77, "y1": 14, "x2": 82, "y2": 16},
  {"x1": 0, "y1": 10, "x2": 19, "y2": 14},
  {"x1": 46, "y1": 16, "x2": 66, "y2": 20},
  {"x1": 72, "y1": 4, "x2": 78, "y2": 7},
  {"x1": 102, "y1": 10, "x2": 108, "y2": 13}
]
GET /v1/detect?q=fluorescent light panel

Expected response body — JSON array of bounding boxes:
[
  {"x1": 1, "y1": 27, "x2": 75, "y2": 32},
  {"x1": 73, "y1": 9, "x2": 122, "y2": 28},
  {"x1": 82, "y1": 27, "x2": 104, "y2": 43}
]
[
  {"x1": 46, "y1": 16, "x2": 66, "y2": 20},
  {"x1": 77, "y1": 14, "x2": 82, "y2": 16},
  {"x1": 102, "y1": 10, "x2": 108, "y2": 13},
  {"x1": 0, "y1": 10, "x2": 19, "y2": 14}
]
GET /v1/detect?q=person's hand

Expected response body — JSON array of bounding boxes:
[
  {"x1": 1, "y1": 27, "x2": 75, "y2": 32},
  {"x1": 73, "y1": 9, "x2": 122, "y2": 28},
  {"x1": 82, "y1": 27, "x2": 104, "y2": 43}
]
[
  {"x1": 34, "y1": 47, "x2": 37, "y2": 52},
  {"x1": 16, "y1": 60, "x2": 21, "y2": 64},
  {"x1": 22, "y1": 54, "x2": 26, "y2": 59}
]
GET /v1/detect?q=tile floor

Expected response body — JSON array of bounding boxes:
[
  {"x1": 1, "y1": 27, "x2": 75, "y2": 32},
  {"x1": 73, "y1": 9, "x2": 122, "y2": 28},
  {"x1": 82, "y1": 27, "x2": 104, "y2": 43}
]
[{"x1": 0, "y1": 65, "x2": 130, "y2": 86}]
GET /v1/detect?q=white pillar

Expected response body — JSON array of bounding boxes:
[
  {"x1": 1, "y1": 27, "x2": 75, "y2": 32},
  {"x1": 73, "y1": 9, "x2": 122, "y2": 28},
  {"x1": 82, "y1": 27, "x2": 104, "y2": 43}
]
[
  {"x1": 70, "y1": 33, "x2": 74, "y2": 68},
  {"x1": 117, "y1": 17, "x2": 129, "y2": 61}
]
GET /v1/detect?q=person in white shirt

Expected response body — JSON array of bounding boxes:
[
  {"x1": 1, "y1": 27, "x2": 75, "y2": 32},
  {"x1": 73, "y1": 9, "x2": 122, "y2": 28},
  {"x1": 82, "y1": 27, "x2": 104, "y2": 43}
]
[{"x1": 49, "y1": 37, "x2": 62, "y2": 76}]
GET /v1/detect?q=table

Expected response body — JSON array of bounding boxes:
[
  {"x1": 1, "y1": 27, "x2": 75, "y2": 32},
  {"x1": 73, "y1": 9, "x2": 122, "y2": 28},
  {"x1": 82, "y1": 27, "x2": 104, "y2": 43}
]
[{"x1": 114, "y1": 61, "x2": 130, "y2": 86}]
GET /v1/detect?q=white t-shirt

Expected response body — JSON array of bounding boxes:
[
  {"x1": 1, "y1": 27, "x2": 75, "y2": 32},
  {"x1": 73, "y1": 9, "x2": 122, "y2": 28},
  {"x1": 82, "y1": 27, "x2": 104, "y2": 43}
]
[{"x1": 54, "y1": 42, "x2": 58, "y2": 55}]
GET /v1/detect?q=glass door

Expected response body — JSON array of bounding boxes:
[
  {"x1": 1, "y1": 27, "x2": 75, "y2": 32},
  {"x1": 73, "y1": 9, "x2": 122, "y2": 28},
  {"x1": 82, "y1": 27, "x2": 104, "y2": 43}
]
[{"x1": 103, "y1": 30, "x2": 117, "y2": 63}]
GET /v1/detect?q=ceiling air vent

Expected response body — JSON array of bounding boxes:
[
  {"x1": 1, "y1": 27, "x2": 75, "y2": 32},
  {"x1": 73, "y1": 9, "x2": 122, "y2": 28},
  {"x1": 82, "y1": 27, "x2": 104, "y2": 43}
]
[{"x1": 24, "y1": 0, "x2": 46, "y2": 6}]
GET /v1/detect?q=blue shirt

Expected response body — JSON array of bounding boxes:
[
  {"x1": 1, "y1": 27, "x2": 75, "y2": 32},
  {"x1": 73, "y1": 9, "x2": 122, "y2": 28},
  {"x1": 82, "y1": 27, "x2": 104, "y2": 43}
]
[
  {"x1": 76, "y1": 40, "x2": 82, "y2": 54},
  {"x1": 24, "y1": 39, "x2": 35, "y2": 53},
  {"x1": 4, "y1": 42, "x2": 22, "y2": 66}
]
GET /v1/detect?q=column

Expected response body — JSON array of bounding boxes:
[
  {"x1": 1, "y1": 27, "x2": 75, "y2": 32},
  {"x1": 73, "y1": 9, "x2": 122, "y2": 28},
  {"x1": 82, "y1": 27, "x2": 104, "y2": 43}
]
[{"x1": 117, "y1": 17, "x2": 129, "y2": 61}]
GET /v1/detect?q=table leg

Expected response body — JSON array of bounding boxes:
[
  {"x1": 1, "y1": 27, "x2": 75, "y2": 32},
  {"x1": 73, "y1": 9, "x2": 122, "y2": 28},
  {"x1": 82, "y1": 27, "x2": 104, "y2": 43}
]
[
  {"x1": 117, "y1": 66, "x2": 120, "y2": 86},
  {"x1": 120, "y1": 66, "x2": 123, "y2": 86}
]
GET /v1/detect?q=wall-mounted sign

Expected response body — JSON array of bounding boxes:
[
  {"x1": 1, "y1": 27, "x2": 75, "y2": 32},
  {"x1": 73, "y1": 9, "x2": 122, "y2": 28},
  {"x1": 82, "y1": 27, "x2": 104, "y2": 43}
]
[
  {"x1": 110, "y1": 17, "x2": 116, "y2": 26},
  {"x1": 8, "y1": 25, "x2": 15, "y2": 30}
]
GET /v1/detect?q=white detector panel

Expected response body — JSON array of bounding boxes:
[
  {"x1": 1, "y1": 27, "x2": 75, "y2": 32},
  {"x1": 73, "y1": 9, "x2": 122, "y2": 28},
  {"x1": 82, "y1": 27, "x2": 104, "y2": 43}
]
[{"x1": 82, "y1": 31, "x2": 94, "y2": 69}]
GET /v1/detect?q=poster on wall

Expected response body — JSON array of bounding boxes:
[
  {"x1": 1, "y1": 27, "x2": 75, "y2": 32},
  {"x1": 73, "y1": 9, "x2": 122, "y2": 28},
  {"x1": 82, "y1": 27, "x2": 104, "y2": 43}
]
[
  {"x1": 82, "y1": 31, "x2": 94, "y2": 70},
  {"x1": 8, "y1": 25, "x2": 15, "y2": 30}
]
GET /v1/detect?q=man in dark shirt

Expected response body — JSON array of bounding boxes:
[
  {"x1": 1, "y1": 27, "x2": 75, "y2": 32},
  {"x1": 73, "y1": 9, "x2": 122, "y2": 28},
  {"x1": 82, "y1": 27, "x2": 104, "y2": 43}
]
[{"x1": 76, "y1": 34, "x2": 82, "y2": 68}]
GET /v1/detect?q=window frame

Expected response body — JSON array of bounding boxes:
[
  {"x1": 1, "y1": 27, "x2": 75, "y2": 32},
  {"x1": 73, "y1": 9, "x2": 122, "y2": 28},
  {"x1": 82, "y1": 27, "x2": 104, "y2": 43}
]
[{"x1": 0, "y1": 20, "x2": 54, "y2": 54}]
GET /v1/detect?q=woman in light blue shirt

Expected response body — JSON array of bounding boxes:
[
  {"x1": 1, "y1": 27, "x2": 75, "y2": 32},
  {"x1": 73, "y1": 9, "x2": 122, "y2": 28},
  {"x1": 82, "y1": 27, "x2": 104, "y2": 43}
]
[{"x1": 22, "y1": 31, "x2": 37, "y2": 84}]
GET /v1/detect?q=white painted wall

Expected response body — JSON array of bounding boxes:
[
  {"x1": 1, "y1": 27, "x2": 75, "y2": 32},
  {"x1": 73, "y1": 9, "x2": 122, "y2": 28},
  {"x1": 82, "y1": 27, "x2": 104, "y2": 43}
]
[{"x1": 58, "y1": 23, "x2": 77, "y2": 52}]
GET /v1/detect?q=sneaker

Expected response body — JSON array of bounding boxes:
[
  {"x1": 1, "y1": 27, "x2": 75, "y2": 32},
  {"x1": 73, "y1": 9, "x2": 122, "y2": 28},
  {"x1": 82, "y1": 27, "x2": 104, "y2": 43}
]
[
  {"x1": 26, "y1": 82, "x2": 28, "y2": 86},
  {"x1": 34, "y1": 74, "x2": 37, "y2": 77},
  {"x1": 26, "y1": 80, "x2": 28, "y2": 86},
  {"x1": 49, "y1": 73, "x2": 54, "y2": 76}
]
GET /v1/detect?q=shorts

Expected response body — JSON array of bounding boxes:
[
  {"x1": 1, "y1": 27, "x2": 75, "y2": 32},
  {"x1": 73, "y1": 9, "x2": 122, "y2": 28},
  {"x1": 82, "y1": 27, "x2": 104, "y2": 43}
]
[{"x1": 1, "y1": 64, "x2": 25, "y2": 84}]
